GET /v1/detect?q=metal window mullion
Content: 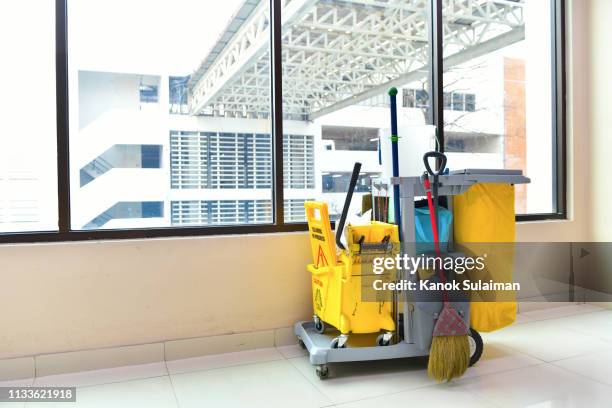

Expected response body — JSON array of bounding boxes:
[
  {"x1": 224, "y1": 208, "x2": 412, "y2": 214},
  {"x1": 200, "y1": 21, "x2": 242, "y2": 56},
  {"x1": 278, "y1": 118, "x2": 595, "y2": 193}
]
[
  {"x1": 271, "y1": 0, "x2": 284, "y2": 225},
  {"x1": 56, "y1": 0, "x2": 71, "y2": 232},
  {"x1": 429, "y1": 0, "x2": 445, "y2": 154},
  {"x1": 552, "y1": 0, "x2": 567, "y2": 218}
]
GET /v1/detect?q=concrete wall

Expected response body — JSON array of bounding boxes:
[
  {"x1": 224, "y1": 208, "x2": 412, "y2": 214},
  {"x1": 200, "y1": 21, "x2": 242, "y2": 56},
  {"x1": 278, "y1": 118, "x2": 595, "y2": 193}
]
[{"x1": 0, "y1": 0, "x2": 597, "y2": 360}]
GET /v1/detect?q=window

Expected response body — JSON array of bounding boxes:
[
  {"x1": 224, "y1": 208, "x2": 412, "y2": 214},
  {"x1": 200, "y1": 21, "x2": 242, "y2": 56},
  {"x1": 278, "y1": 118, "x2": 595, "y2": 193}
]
[
  {"x1": 322, "y1": 126, "x2": 379, "y2": 152},
  {"x1": 139, "y1": 84, "x2": 159, "y2": 104},
  {"x1": 171, "y1": 200, "x2": 272, "y2": 226},
  {"x1": 403, "y1": 89, "x2": 417, "y2": 109},
  {"x1": 402, "y1": 89, "x2": 431, "y2": 109},
  {"x1": 415, "y1": 90, "x2": 429, "y2": 108},
  {"x1": 85, "y1": 202, "x2": 164, "y2": 229},
  {"x1": 0, "y1": 1, "x2": 58, "y2": 233},
  {"x1": 284, "y1": 135, "x2": 315, "y2": 189},
  {"x1": 465, "y1": 94, "x2": 476, "y2": 113},
  {"x1": 442, "y1": 0, "x2": 559, "y2": 215},
  {"x1": 169, "y1": 76, "x2": 190, "y2": 114},
  {"x1": 452, "y1": 93, "x2": 465, "y2": 111},
  {"x1": 322, "y1": 173, "x2": 380, "y2": 194},
  {"x1": 443, "y1": 92, "x2": 453, "y2": 110},
  {"x1": 409, "y1": 90, "x2": 476, "y2": 113},
  {"x1": 68, "y1": 0, "x2": 272, "y2": 230},
  {"x1": 284, "y1": 199, "x2": 313, "y2": 223},
  {"x1": 169, "y1": 131, "x2": 272, "y2": 190},
  {"x1": 0, "y1": 0, "x2": 566, "y2": 242},
  {"x1": 282, "y1": 0, "x2": 434, "y2": 222},
  {"x1": 80, "y1": 145, "x2": 162, "y2": 187}
]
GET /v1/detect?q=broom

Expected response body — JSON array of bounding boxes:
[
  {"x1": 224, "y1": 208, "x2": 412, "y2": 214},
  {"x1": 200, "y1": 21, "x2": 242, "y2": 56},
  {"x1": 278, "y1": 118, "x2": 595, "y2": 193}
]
[{"x1": 423, "y1": 152, "x2": 470, "y2": 382}]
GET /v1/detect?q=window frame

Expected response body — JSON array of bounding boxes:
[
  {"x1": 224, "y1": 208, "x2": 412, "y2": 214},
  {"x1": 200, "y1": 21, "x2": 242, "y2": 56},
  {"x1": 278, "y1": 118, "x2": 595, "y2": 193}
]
[{"x1": 0, "y1": 0, "x2": 567, "y2": 243}]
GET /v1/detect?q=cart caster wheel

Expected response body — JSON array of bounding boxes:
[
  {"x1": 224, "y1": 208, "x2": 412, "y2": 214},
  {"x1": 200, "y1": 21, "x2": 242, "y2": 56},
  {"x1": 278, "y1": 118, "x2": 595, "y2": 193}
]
[
  {"x1": 330, "y1": 336, "x2": 347, "y2": 349},
  {"x1": 314, "y1": 317, "x2": 325, "y2": 334},
  {"x1": 468, "y1": 328, "x2": 484, "y2": 366},
  {"x1": 376, "y1": 333, "x2": 391, "y2": 346},
  {"x1": 316, "y1": 365, "x2": 329, "y2": 379},
  {"x1": 297, "y1": 338, "x2": 306, "y2": 350}
]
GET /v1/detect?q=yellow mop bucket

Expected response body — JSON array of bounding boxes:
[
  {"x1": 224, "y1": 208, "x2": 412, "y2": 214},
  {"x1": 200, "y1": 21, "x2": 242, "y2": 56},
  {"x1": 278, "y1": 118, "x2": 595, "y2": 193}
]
[{"x1": 305, "y1": 201, "x2": 397, "y2": 335}]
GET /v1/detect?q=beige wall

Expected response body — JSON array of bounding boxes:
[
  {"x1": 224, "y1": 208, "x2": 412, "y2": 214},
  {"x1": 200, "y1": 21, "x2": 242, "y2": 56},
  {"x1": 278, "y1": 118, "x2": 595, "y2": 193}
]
[
  {"x1": 0, "y1": 234, "x2": 315, "y2": 359},
  {"x1": 517, "y1": 0, "x2": 591, "y2": 243},
  {"x1": 588, "y1": 0, "x2": 612, "y2": 241},
  {"x1": 0, "y1": 0, "x2": 599, "y2": 360}
]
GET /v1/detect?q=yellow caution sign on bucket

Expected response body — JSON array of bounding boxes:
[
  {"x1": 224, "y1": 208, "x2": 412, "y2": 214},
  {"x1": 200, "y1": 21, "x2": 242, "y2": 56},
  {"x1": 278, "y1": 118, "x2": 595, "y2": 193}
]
[
  {"x1": 305, "y1": 201, "x2": 397, "y2": 335},
  {"x1": 305, "y1": 202, "x2": 337, "y2": 268}
]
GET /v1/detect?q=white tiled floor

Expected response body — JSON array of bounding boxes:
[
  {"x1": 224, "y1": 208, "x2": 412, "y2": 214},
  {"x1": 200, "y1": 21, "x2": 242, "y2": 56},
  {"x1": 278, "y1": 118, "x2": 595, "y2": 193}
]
[{"x1": 17, "y1": 304, "x2": 612, "y2": 408}]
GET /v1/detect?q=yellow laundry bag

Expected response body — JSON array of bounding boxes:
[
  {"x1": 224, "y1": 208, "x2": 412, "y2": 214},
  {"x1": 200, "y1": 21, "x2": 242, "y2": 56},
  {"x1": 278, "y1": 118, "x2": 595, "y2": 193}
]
[{"x1": 453, "y1": 183, "x2": 517, "y2": 332}]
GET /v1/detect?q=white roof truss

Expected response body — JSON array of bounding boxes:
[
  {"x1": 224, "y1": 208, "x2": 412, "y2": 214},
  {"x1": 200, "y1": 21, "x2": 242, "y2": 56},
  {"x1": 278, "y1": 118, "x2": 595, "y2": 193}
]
[{"x1": 189, "y1": 0, "x2": 525, "y2": 120}]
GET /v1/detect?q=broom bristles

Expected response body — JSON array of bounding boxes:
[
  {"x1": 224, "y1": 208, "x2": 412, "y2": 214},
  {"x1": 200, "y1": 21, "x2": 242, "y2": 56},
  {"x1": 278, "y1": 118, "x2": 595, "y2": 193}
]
[{"x1": 428, "y1": 335, "x2": 470, "y2": 382}]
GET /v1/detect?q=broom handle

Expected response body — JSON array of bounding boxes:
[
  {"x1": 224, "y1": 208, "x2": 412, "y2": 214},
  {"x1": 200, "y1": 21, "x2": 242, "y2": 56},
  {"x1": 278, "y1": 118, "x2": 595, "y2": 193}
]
[{"x1": 424, "y1": 176, "x2": 449, "y2": 304}]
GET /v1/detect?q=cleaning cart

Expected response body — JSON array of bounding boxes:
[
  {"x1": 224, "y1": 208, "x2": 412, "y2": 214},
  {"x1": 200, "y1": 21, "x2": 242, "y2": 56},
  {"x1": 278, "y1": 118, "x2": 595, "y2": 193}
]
[{"x1": 295, "y1": 163, "x2": 530, "y2": 379}]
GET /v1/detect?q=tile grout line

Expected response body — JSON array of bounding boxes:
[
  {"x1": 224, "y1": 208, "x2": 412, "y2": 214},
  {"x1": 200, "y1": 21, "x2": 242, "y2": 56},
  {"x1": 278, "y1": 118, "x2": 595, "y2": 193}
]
[
  {"x1": 164, "y1": 342, "x2": 182, "y2": 408},
  {"x1": 64, "y1": 371, "x2": 170, "y2": 391},
  {"x1": 494, "y1": 329, "x2": 612, "y2": 363},
  {"x1": 276, "y1": 347, "x2": 338, "y2": 406},
  {"x1": 482, "y1": 309, "x2": 612, "y2": 363},
  {"x1": 548, "y1": 360, "x2": 612, "y2": 389},
  {"x1": 284, "y1": 348, "x2": 367, "y2": 406},
  {"x1": 325, "y1": 370, "x2": 501, "y2": 408},
  {"x1": 481, "y1": 341, "x2": 551, "y2": 364},
  {"x1": 514, "y1": 307, "x2": 607, "y2": 326},
  {"x1": 544, "y1": 341, "x2": 612, "y2": 363},
  {"x1": 553, "y1": 324, "x2": 612, "y2": 344},
  {"x1": 461, "y1": 360, "x2": 549, "y2": 382},
  {"x1": 512, "y1": 306, "x2": 605, "y2": 325}
]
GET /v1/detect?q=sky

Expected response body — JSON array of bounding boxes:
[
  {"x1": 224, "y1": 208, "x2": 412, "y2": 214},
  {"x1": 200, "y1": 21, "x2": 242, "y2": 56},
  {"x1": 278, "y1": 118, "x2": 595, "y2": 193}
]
[
  {"x1": 0, "y1": 0, "x2": 58, "y2": 230},
  {"x1": 69, "y1": 0, "x2": 246, "y2": 75}
]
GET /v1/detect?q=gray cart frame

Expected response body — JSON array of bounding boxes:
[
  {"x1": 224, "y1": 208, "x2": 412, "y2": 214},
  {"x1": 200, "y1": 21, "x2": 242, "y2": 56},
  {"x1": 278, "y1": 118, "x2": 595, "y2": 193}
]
[{"x1": 295, "y1": 169, "x2": 530, "y2": 378}]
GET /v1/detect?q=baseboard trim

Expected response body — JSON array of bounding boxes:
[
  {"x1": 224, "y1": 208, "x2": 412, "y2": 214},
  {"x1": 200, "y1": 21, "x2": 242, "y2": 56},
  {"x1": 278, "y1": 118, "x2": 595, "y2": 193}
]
[
  {"x1": 0, "y1": 356, "x2": 35, "y2": 382},
  {"x1": 0, "y1": 327, "x2": 295, "y2": 381}
]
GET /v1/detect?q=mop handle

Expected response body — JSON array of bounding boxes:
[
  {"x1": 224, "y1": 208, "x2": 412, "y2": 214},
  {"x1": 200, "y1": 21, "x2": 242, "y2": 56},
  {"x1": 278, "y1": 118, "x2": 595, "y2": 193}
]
[{"x1": 388, "y1": 87, "x2": 401, "y2": 235}]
